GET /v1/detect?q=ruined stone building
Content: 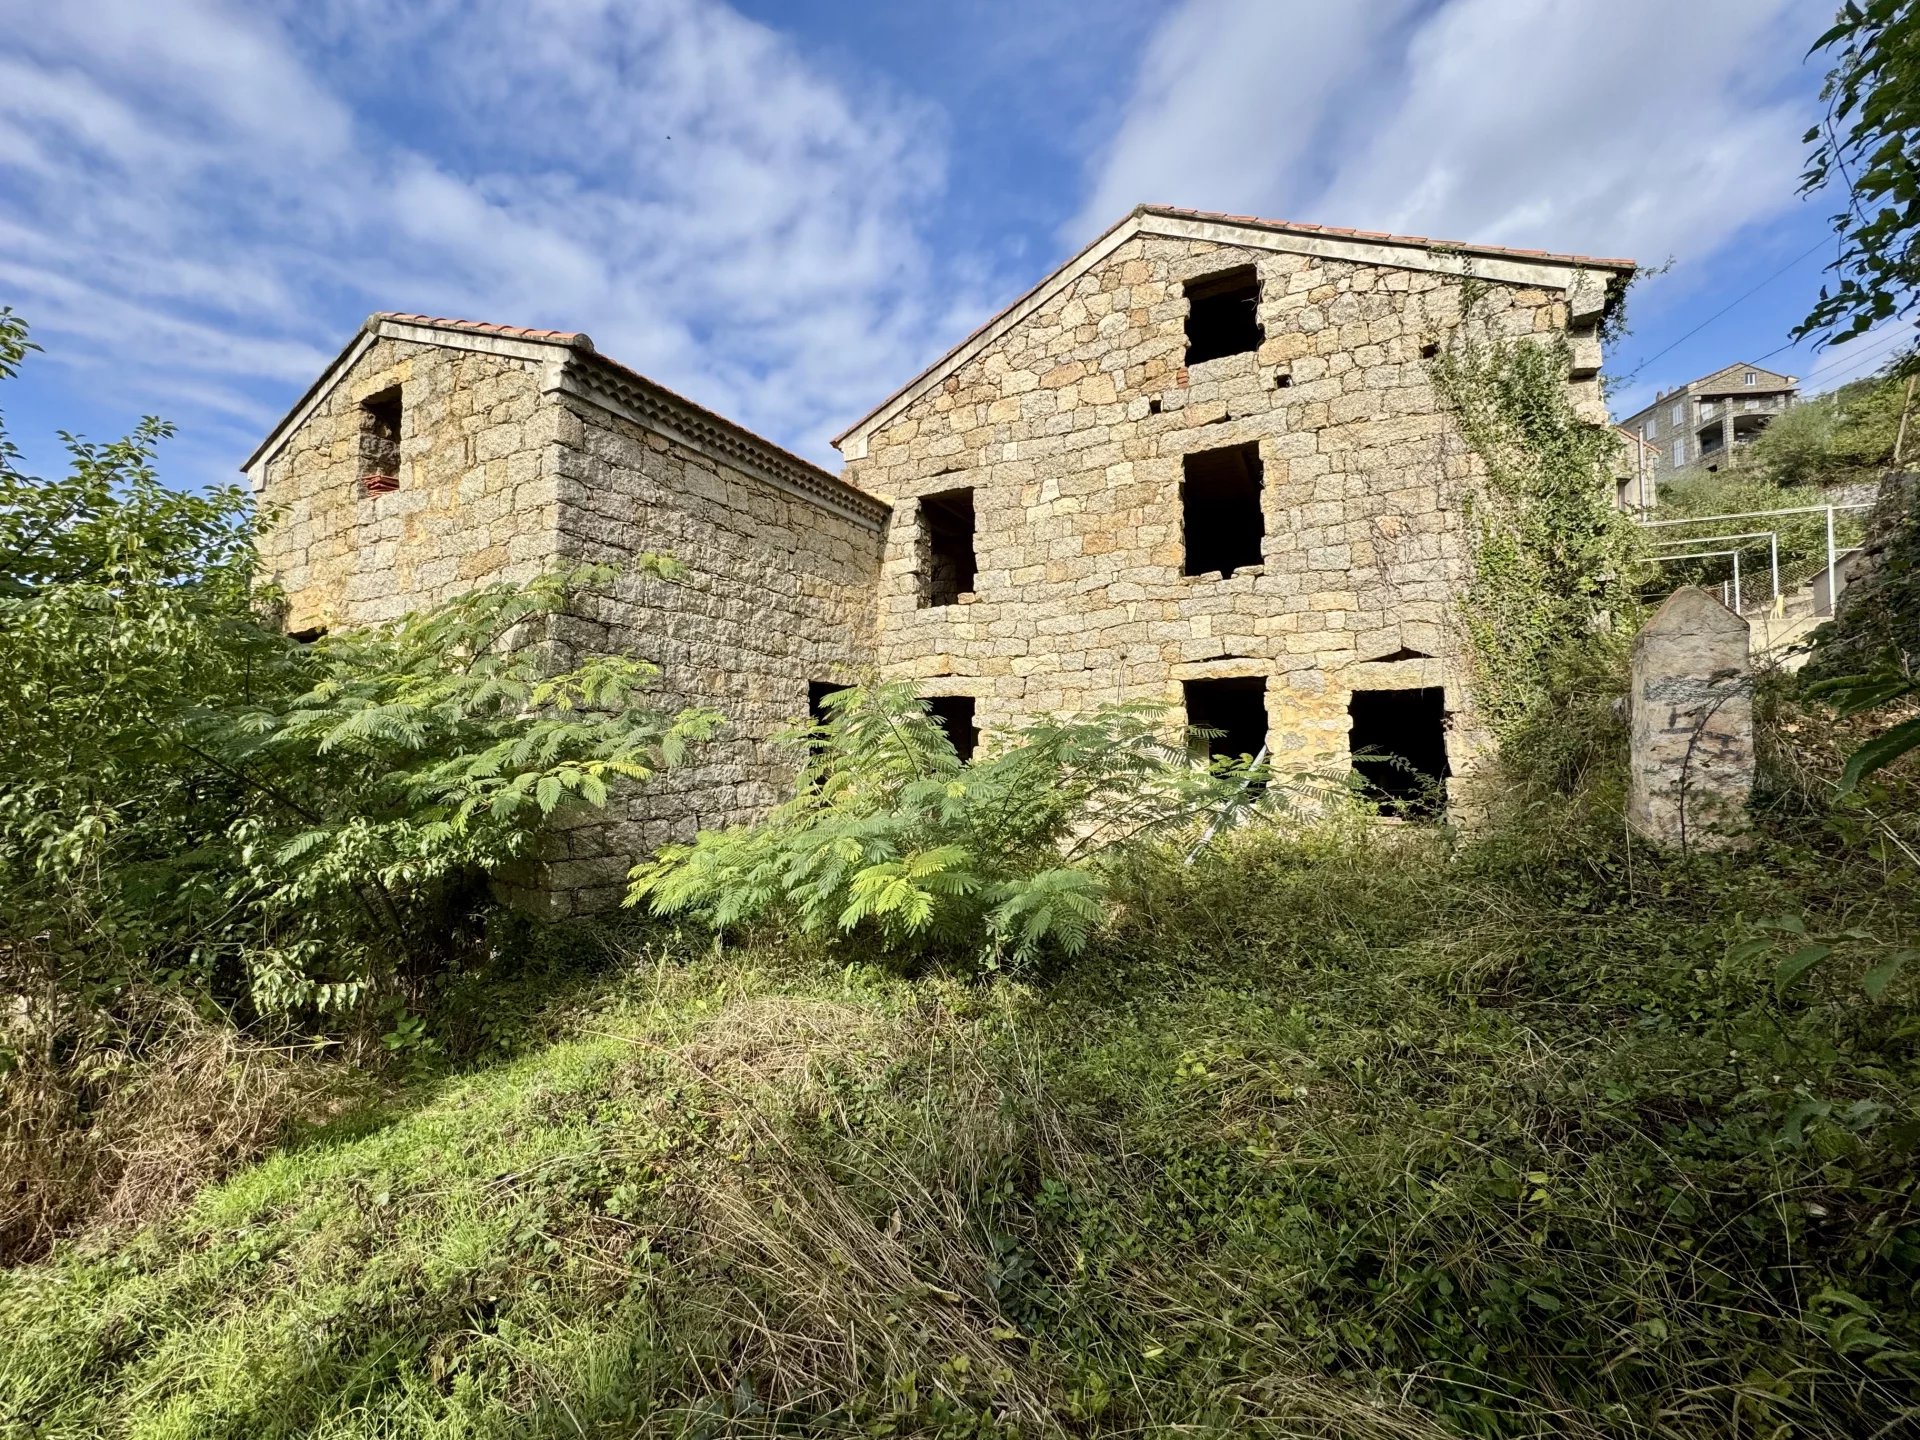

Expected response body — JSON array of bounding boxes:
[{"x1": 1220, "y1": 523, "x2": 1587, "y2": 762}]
[
  {"x1": 1615, "y1": 362, "x2": 1798, "y2": 486},
  {"x1": 246, "y1": 205, "x2": 1633, "y2": 910}
]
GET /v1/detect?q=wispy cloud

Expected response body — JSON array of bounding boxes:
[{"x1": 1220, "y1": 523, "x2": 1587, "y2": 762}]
[
  {"x1": 1075, "y1": 0, "x2": 1816, "y2": 270},
  {"x1": 0, "y1": 0, "x2": 992, "y2": 474}
]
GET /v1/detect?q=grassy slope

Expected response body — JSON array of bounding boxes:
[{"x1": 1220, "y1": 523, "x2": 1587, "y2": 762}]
[{"x1": 4, "y1": 822, "x2": 1920, "y2": 1439}]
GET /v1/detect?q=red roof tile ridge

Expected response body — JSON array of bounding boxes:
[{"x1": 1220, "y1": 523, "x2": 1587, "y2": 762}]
[
  {"x1": 372, "y1": 312, "x2": 595, "y2": 349},
  {"x1": 1141, "y1": 204, "x2": 1637, "y2": 271}
]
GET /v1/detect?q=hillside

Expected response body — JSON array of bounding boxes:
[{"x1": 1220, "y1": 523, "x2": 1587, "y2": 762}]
[{"x1": 7, "y1": 771, "x2": 1920, "y2": 1438}]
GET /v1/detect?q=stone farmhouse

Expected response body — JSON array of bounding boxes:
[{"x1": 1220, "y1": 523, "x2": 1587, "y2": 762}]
[
  {"x1": 1615, "y1": 362, "x2": 1798, "y2": 487},
  {"x1": 246, "y1": 205, "x2": 1633, "y2": 911}
]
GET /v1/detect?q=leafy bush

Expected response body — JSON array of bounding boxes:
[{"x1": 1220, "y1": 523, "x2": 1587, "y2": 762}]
[
  {"x1": 0, "y1": 311, "x2": 713, "y2": 1256},
  {"x1": 1429, "y1": 326, "x2": 1641, "y2": 736},
  {"x1": 9, "y1": 774, "x2": 1920, "y2": 1437},
  {"x1": 0, "y1": 309, "x2": 712, "y2": 1024},
  {"x1": 1748, "y1": 371, "x2": 1913, "y2": 489},
  {"x1": 631, "y1": 681, "x2": 1287, "y2": 968}
]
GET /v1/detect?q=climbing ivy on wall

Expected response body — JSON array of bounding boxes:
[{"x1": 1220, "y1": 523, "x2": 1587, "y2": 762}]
[{"x1": 1430, "y1": 314, "x2": 1640, "y2": 736}]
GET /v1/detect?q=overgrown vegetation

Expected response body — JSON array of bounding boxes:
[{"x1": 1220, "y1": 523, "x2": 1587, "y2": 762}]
[
  {"x1": 1748, "y1": 369, "x2": 1916, "y2": 489},
  {"x1": 0, "y1": 311, "x2": 713, "y2": 1258},
  {"x1": 5, "y1": 694, "x2": 1919, "y2": 1436},
  {"x1": 1645, "y1": 467, "x2": 1864, "y2": 611},
  {"x1": 1430, "y1": 321, "x2": 1641, "y2": 734},
  {"x1": 633, "y1": 681, "x2": 1291, "y2": 970},
  {"x1": 5, "y1": 7, "x2": 1920, "y2": 1432},
  {"x1": 1797, "y1": 0, "x2": 1920, "y2": 372}
]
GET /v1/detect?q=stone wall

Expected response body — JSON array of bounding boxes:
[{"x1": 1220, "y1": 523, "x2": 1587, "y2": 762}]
[
  {"x1": 523, "y1": 393, "x2": 885, "y2": 913},
  {"x1": 254, "y1": 324, "x2": 887, "y2": 916},
  {"x1": 256, "y1": 337, "x2": 564, "y2": 634},
  {"x1": 841, "y1": 231, "x2": 1599, "y2": 785}
]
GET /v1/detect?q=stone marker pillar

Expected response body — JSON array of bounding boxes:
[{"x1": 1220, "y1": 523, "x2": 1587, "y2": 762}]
[{"x1": 1628, "y1": 587, "x2": 1754, "y2": 849}]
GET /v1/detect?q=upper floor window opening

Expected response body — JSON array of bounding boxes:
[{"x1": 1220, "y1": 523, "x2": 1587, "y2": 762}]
[
  {"x1": 1184, "y1": 266, "x2": 1263, "y2": 366},
  {"x1": 1743, "y1": 371, "x2": 1757, "y2": 385},
  {"x1": 1182, "y1": 442, "x2": 1264, "y2": 578},
  {"x1": 918, "y1": 487, "x2": 976, "y2": 607},
  {"x1": 358, "y1": 388, "x2": 402, "y2": 495}
]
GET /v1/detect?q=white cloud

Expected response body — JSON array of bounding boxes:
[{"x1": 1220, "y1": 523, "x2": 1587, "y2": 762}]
[
  {"x1": 1069, "y1": 0, "x2": 1418, "y2": 240},
  {"x1": 0, "y1": 0, "x2": 986, "y2": 473},
  {"x1": 1077, "y1": 0, "x2": 1817, "y2": 269}
]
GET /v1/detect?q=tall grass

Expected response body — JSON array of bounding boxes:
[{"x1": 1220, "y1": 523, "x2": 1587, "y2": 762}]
[{"x1": 3, "y1": 694, "x2": 1918, "y2": 1437}]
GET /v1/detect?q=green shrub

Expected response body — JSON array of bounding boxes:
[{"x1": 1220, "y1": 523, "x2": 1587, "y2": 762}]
[
  {"x1": 9, "y1": 792, "x2": 1919, "y2": 1438},
  {"x1": 0, "y1": 308, "x2": 713, "y2": 1023},
  {"x1": 0, "y1": 310, "x2": 714, "y2": 1256},
  {"x1": 1748, "y1": 372, "x2": 1912, "y2": 489},
  {"x1": 632, "y1": 681, "x2": 1295, "y2": 969},
  {"x1": 1429, "y1": 326, "x2": 1640, "y2": 736}
]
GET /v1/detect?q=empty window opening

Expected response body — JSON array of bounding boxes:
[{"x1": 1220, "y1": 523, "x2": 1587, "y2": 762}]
[
  {"x1": 918, "y1": 487, "x2": 976, "y2": 607},
  {"x1": 288, "y1": 625, "x2": 328, "y2": 645},
  {"x1": 1184, "y1": 676, "x2": 1268, "y2": 762},
  {"x1": 1184, "y1": 266, "x2": 1262, "y2": 366},
  {"x1": 925, "y1": 695, "x2": 978, "y2": 762},
  {"x1": 807, "y1": 681, "x2": 849, "y2": 726},
  {"x1": 358, "y1": 388, "x2": 401, "y2": 494},
  {"x1": 1148, "y1": 397, "x2": 1162, "y2": 414},
  {"x1": 1348, "y1": 687, "x2": 1450, "y2": 819},
  {"x1": 1182, "y1": 442, "x2": 1264, "y2": 577}
]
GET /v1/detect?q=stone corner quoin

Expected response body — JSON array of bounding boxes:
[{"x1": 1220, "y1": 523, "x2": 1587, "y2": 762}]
[{"x1": 245, "y1": 212, "x2": 1633, "y2": 912}]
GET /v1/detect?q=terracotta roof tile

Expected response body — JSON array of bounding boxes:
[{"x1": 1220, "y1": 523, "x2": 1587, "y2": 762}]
[
  {"x1": 372, "y1": 312, "x2": 594, "y2": 349},
  {"x1": 1143, "y1": 205, "x2": 1638, "y2": 271}
]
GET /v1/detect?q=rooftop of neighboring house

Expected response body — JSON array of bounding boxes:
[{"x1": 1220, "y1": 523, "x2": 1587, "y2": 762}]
[{"x1": 1662, "y1": 362, "x2": 1796, "y2": 406}]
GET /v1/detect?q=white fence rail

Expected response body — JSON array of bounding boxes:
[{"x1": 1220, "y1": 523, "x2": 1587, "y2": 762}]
[{"x1": 1635, "y1": 503, "x2": 1871, "y2": 616}]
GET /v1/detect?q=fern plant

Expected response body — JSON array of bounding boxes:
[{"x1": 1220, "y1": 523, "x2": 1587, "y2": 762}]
[
  {"x1": 630, "y1": 682, "x2": 1295, "y2": 968},
  {"x1": 209, "y1": 562, "x2": 722, "y2": 1010}
]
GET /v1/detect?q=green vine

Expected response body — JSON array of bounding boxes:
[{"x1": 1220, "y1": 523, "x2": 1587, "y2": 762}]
[{"x1": 1430, "y1": 324, "x2": 1640, "y2": 737}]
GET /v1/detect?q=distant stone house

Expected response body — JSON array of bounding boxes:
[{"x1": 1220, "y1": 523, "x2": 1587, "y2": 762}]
[
  {"x1": 1615, "y1": 362, "x2": 1798, "y2": 486},
  {"x1": 248, "y1": 206, "x2": 1633, "y2": 910},
  {"x1": 1613, "y1": 424, "x2": 1660, "y2": 510}
]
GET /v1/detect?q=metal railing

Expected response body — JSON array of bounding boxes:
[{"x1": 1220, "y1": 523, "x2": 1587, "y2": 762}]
[{"x1": 1635, "y1": 502, "x2": 1872, "y2": 616}]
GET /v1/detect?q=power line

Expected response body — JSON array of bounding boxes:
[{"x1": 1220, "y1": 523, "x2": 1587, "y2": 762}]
[
  {"x1": 1618, "y1": 237, "x2": 1831, "y2": 385},
  {"x1": 1799, "y1": 325, "x2": 1917, "y2": 388}
]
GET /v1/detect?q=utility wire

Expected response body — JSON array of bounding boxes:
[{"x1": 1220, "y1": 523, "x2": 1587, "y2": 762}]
[
  {"x1": 1798, "y1": 325, "x2": 1917, "y2": 388},
  {"x1": 1617, "y1": 237, "x2": 1831, "y2": 385}
]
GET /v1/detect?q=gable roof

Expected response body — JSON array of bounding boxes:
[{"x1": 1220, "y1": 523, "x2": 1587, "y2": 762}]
[
  {"x1": 1680, "y1": 361, "x2": 1798, "y2": 395},
  {"x1": 243, "y1": 312, "x2": 888, "y2": 531},
  {"x1": 832, "y1": 203, "x2": 1636, "y2": 453}
]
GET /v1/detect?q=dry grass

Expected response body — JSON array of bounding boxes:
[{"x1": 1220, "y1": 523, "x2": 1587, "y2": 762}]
[
  {"x1": 641, "y1": 988, "x2": 1455, "y2": 1439},
  {"x1": 0, "y1": 987, "x2": 372, "y2": 1264}
]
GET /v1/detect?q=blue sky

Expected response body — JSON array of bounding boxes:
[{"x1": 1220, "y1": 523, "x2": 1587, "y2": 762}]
[{"x1": 2, "y1": 0, "x2": 1911, "y2": 488}]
